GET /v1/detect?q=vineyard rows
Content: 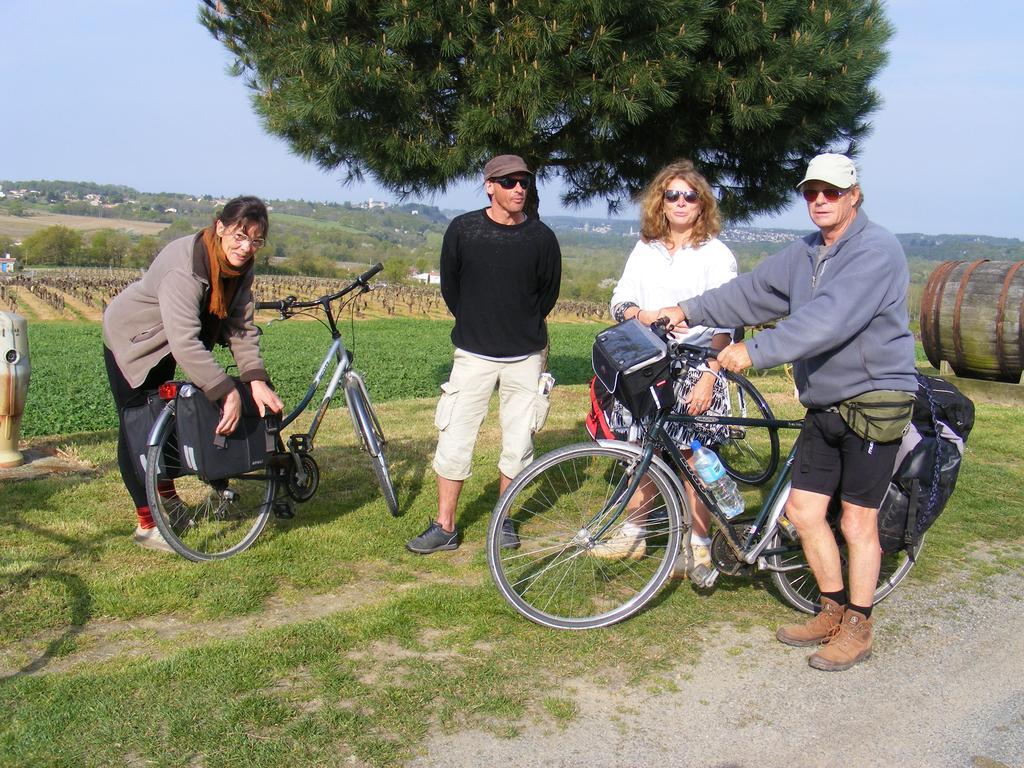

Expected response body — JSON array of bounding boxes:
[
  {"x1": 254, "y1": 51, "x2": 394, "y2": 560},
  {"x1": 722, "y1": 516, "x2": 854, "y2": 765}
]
[{"x1": 0, "y1": 270, "x2": 609, "y2": 323}]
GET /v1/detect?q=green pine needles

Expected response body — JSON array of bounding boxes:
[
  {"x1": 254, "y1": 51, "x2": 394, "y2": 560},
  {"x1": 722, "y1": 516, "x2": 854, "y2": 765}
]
[{"x1": 201, "y1": 0, "x2": 892, "y2": 219}]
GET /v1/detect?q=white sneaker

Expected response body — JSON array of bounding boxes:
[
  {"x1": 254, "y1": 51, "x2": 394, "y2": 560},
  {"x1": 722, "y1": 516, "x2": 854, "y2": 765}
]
[
  {"x1": 133, "y1": 525, "x2": 175, "y2": 554},
  {"x1": 691, "y1": 543, "x2": 712, "y2": 571},
  {"x1": 590, "y1": 524, "x2": 646, "y2": 561}
]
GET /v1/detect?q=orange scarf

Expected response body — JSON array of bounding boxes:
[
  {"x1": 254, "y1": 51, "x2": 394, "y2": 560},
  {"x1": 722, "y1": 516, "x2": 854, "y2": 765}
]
[{"x1": 202, "y1": 225, "x2": 249, "y2": 319}]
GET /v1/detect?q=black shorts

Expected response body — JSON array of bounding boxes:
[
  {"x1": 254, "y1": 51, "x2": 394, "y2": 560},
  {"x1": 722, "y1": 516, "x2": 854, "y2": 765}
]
[{"x1": 790, "y1": 409, "x2": 900, "y2": 509}]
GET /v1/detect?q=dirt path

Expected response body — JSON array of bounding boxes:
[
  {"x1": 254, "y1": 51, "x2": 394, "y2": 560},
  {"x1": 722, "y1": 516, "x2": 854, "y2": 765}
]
[
  {"x1": 408, "y1": 569, "x2": 1024, "y2": 768},
  {"x1": 0, "y1": 568, "x2": 461, "y2": 678},
  {"x1": 3, "y1": 547, "x2": 1019, "y2": 767}
]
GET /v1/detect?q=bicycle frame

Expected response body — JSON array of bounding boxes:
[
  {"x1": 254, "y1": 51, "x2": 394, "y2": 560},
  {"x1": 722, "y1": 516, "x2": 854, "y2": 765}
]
[
  {"x1": 279, "y1": 334, "x2": 351, "y2": 444},
  {"x1": 605, "y1": 383, "x2": 805, "y2": 570},
  {"x1": 254, "y1": 263, "x2": 386, "y2": 486},
  {"x1": 656, "y1": 420, "x2": 801, "y2": 566}
]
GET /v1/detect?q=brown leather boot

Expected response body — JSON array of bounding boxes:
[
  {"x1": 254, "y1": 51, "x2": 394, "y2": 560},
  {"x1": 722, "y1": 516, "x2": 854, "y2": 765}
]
[
  {"x1": 776, "y1": 597, "x2": 845, "y2": 647},
  {"x1": 808, "y1": 609, "x2": 874, "y2": 671}
]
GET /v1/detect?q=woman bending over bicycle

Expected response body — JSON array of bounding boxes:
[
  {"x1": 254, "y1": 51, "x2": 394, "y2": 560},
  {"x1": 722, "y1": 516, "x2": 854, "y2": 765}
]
[
  {"x1": 589, "y1": 159, "x2": 737, "y2": 582},
  {"x1": 103, "y1": 196, "x2": 284, "y2": 553}
]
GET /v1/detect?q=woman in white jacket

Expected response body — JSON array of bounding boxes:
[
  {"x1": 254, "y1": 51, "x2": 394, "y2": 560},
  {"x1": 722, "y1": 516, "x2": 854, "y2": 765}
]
[{"x1": 594, "y1": 159, "x2": 737, "y2": 583}]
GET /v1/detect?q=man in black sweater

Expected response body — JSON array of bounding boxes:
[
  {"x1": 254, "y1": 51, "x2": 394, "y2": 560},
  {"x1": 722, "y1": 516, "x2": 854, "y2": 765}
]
[{"x1": 407, "y1": 154, "x2": 562, "y2": 554}]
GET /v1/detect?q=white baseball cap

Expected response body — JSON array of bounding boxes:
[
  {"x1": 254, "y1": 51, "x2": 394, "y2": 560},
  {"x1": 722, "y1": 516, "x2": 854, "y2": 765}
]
[{"x1": 797, "y1": 153, "x2": 858, "y2": 189}]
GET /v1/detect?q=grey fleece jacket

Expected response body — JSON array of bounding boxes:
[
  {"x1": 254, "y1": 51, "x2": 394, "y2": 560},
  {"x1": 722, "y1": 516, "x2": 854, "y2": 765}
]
[
  {"x1": 103, "y1": 232, "x2": 268, "y2": 402},
  {"x1": 681, "y1": 211, "x2": 916, "y2": 409}
]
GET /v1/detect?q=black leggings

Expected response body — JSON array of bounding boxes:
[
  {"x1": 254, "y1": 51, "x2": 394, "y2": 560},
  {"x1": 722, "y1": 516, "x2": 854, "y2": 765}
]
[{"x1": 103, "y1": 346, "x2": 176, "y2": 508}]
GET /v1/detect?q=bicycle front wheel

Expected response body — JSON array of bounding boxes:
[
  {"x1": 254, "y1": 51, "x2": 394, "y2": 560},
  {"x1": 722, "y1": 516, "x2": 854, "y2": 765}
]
[
  {"x1": 345, "y1": 373, "x2": 399, "y2": 516},
  {"x1": 488, "y1": 443, "x2": 683, "y2": 630},
  {"x1": 766, "y1": 484, "x2": 924, "y2": 613},
  {"x1": 717, "y1": 371, "x2": 780, "y2": 486},
  {"x1": 144, "y1": 403, "x2": 277, "y2": 562}
]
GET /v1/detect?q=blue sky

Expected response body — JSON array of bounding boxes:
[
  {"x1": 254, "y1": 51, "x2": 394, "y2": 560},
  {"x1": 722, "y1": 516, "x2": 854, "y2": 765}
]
[{"x1": 2, "y1": 1, "x2": 1022, "y2": 238}]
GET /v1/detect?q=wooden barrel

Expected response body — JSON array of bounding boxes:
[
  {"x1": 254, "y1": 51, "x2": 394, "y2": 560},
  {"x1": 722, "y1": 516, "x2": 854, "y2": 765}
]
[{"x1": 921, "y1": 260, "x2": 1024, "y2": 383}]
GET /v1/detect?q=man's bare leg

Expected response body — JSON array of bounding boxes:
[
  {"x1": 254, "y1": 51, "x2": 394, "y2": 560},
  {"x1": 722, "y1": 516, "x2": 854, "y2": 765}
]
[
  {"x1": 775, "y1": 488, "x2": 848, "y2": 646},
  {"x1": 785, "y1": 488, "x2": 843, "y2": 592},
  {"x1": 839, "y1": 501, "x2": 882, "y2": 607},
  {"x1": 499, "y1": 472, "x2": 513, "y2": 497},
  {"x1": 436, "y1": 474, "x2": 464, "y2": 533}
]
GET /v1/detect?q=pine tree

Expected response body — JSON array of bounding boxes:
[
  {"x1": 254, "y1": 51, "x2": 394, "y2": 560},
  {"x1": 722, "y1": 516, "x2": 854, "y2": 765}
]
[{"x1": 201, "y1": 0, "x2": 892, "y2": 219}]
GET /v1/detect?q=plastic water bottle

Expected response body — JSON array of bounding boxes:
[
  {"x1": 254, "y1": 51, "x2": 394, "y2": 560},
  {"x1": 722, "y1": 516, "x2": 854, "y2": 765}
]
[{"x1": 690, "y1": 439, "x2": 745, "y2": 520}]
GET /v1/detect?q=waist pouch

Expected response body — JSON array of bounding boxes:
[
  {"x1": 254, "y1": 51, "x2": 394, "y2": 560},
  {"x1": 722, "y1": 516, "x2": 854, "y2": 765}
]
[{"x1": 837, "y1": 390, "x2": 915, "y2": 444}]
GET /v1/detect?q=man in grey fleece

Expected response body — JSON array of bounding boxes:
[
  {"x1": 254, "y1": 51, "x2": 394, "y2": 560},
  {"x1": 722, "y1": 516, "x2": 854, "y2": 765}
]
[{"x1": 658, "y1": 153, "x2": 916, "y2": 671}]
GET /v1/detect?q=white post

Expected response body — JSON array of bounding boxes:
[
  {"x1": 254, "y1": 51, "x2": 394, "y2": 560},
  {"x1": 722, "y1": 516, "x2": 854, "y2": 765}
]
[{"x1": 0, "y1": 312, "x2": 30, "y2": 467}]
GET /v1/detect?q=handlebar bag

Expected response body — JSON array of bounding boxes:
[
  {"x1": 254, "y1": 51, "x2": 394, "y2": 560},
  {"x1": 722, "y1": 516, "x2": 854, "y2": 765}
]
[
  {"x1": 592, "y1": 319, "x2": 672, "y2": 420},
  {"x1": 174, "y1": 381, "x2": 279, "y2": 482}
]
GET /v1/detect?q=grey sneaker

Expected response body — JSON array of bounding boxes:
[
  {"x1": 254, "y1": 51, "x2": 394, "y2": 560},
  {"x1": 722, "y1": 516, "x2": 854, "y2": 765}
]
[
  {"x1": 406, "y1": 521, "x2": 460, "y2": 554},
  {"x1": 500, "y1": 518, "x2": 520, "y2": 550}
]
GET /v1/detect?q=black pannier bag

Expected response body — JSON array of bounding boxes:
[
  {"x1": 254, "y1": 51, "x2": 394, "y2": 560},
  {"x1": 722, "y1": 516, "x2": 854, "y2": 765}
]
[
  {"x1": 122, "y1": 391, "x2": 173, "y2": 483},
  {"x1": 876, "y1": 374, "x2": 975, "y2": 554},
  {"x1": 592, "y1": 319, "x2": 673, "y2": 421},
  {"x1": 174, "y1": 382, "x2": 279, "y2": 482}
]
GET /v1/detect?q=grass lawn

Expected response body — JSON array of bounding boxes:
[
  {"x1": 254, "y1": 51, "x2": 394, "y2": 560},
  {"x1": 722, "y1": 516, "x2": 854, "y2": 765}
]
[{"x1": 1, "y1": 328, "x2": 1022, "y2": 766}]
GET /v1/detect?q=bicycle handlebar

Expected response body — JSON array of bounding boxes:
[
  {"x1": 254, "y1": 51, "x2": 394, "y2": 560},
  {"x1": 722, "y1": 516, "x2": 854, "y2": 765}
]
[
  {"x1": 646, "y1": 318, "x2": 720, "y2": 364},
  {"x1": 672, "y1": 341, "x2": 720, "y2": 362},
  {"x1": 255, "y1": 262, "x2": 384, "y2": 313}
]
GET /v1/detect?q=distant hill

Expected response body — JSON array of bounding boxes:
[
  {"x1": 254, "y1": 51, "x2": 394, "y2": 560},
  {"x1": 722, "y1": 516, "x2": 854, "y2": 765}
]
[{"x1": 3, "y1": 179, "x2": 1021, "y2": 305}]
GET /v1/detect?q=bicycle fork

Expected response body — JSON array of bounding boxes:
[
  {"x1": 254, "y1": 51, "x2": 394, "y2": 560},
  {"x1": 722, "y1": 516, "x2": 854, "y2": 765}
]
[{"x1": 584, "y1": 452, "x2": 652, "y2": 547}]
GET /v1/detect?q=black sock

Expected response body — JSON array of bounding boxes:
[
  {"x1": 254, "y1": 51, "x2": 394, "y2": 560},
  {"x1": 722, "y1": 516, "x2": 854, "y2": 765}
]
[
  {"x1": 848, "y1": 603, "x2": 872, "y2": 619},
  {"x1": 820, "y1": 589, "x2": 847, "y2": 607}
]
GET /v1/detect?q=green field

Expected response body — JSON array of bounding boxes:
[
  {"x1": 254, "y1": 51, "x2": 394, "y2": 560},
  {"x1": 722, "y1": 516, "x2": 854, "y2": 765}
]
[
  {"x1": 21, "y1": 318, "x2": 606, "y2": 438},
  {"x1": 2, "y1": 318, "x2": 1022, "y2": 766}
]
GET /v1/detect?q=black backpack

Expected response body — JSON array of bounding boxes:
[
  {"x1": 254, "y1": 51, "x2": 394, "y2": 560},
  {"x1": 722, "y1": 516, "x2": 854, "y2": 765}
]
[{"x1": 876, "y1": 374, "x2": 975, "y2": 554}]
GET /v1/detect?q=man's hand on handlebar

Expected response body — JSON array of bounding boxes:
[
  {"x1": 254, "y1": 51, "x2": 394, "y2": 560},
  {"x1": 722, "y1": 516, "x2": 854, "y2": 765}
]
[{"x1": 717, "y1": 341, "x2": 753, "y2": 373}]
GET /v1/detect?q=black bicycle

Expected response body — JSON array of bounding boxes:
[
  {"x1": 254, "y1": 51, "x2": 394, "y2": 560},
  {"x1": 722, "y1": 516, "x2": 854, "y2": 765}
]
[
  {"x1": 144, "y1": 263, "x2": 397, "y2": 561},
  {"x1": 487, "y1": 340, "x2": 922, "y2": 629}
]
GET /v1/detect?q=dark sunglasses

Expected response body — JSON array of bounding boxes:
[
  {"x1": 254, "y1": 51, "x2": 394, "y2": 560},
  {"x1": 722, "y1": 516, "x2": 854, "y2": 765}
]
[
  {"x1": 663, "y1": 189, "x2": 700, "y2": 204},
  {"x1": 801, "y1": 187, "x2": 848, "y2": 202},
  {"x1": 490, "y1": 175, "x2": 533, "y2": 190}
]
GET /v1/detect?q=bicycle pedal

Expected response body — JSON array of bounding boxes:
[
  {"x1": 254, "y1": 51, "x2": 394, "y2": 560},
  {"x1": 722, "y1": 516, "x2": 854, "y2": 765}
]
[
  {"x1": 288, "y1": 434, "x2": 310, "y2": 453},
  {"x1": 696, "y1": 568, "x2": 720, "y2": 590},
  {"x1": 273, "y1": 501, "x2": 295, "y2": 519}
]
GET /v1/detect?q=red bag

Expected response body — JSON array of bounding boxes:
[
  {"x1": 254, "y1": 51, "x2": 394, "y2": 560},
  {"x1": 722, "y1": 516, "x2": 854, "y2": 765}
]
[{"x1": 585, "y1": 375, "x2": 622, "y2": 441}]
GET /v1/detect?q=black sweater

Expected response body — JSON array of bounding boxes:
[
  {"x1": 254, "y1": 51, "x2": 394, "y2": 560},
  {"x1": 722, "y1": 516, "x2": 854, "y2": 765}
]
[{"x1": 440, "y1": 209, "x2": 562, "y2": 357}]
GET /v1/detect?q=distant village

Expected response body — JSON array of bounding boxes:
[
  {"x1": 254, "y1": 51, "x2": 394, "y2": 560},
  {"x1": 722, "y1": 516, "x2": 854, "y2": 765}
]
[
  {"x1": 0, "y1": 185, "x2": 398, "y2": 214},
  {"x1": 565, "y1": 219, "x2": 797, "y2": 244}
]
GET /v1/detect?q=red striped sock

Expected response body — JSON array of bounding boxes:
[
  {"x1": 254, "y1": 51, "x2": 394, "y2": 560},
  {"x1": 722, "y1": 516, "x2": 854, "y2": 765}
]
[{"x1": 136, "y1": 506, "x2": 155, "y2": 529}]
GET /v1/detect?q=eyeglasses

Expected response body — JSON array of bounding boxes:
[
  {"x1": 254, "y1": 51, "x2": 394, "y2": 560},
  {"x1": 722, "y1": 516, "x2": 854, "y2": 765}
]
[
  {"x1": 801, "y1": 187, "x2": 848, "y2": 203},
  {"x1": 229, "y1": 231, "x2": 266, "y2": 250},
  {"x1": 663, "y1": 189, "x2": 700, "y2": 204},
  {"x1": 490, "y1": 175, "x2": 533, "y2": 190}
]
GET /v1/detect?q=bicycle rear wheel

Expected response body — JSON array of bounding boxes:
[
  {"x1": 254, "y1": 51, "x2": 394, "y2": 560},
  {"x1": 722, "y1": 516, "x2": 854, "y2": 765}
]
[
  {"x1": 345, "y1": 373, "x2": 398, "y2": 516},
  {"x1": 717, "y1": 371, "x2": 780, "y2": 486},
  {"x1": 144, "y1": 403, "x2": 277, "y2": 562},
  {"x1": 487, "y1": 443, "x2": 683, "y2": 629},
  {"x1": 767, "y1": 484, "x2": 923, "y2": 614}
]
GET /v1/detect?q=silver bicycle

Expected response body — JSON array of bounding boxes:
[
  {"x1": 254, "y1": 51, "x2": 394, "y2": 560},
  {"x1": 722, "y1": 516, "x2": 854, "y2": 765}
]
[{"x1": 144, "y1": 263, "x2": 397, "y2": 561}]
